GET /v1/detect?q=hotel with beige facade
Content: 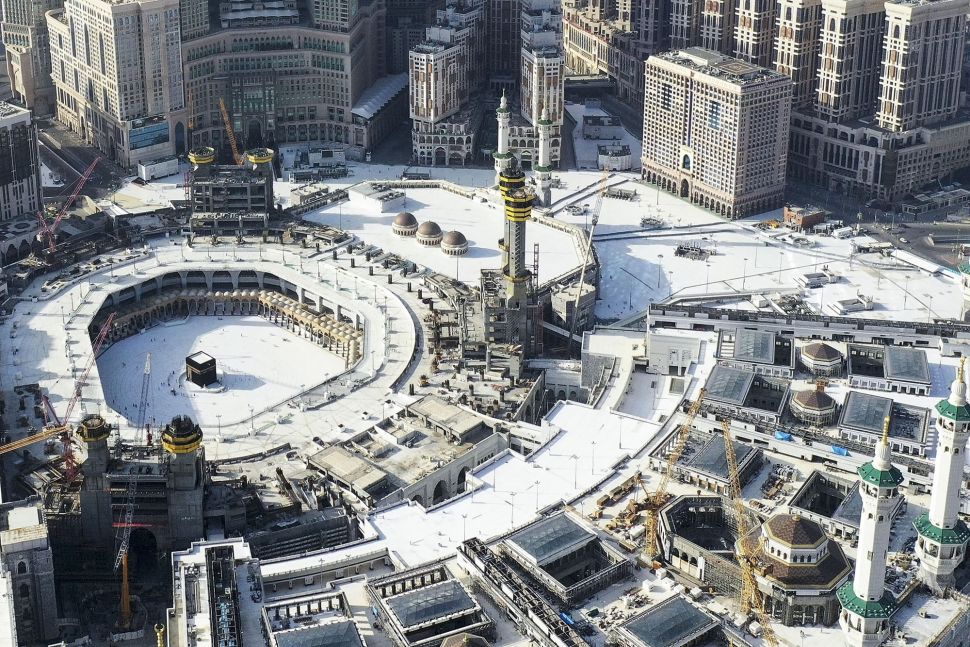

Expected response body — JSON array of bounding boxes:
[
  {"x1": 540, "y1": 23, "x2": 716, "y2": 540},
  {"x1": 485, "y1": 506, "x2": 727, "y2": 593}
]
[{"x1": 641, "y1": 48, "x2": 792, "y2": 218}]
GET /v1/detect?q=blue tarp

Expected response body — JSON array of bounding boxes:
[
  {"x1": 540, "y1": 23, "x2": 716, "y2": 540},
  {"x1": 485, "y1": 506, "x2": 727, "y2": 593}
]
[
  {"x1": 559, "y1": 612, "x2": 575, "y2": 626},
  {"x1": 832, "y1": 446, "x2": 849, "y2": 456},
  {"x1": 775, "y1": 431, "x2": 793, "y2": 441}
]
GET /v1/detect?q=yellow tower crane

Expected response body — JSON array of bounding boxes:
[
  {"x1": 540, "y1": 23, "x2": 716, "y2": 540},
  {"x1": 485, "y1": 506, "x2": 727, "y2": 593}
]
[
  {"x1": 722, "y1": 418, "x2": 778, "y2": 646},
  {"x1": 642, "y1": 389, "x2": 705, "y2": 560},
  {"x1": 218, "y1": 98, "x2": 243, "y2": 165}
]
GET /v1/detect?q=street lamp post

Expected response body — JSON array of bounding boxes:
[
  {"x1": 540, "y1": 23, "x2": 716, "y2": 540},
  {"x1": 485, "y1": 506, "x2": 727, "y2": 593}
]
[
  {"x1": 705, "y1": 263, "x2": 711, "y2": 294},
  {"x1": 657, "y1": 254, "x2": 664, "y2": 289},
  {"x1": 903, "y1": 275, "x2": 910, "y2": 309},
  {"x1": 742, "y1": 257, "x2": 748, "y2": 290}
]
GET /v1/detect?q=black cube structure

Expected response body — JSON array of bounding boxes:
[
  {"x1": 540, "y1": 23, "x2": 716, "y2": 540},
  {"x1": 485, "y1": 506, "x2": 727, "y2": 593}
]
[{"x1": 186, "y1": 352, "x2": 217, "y2": 387}]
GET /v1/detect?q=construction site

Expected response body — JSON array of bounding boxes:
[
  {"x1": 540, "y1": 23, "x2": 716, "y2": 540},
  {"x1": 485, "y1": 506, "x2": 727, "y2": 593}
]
[{"x1": 1, "y1": 96, "x2": 970, "y2": 647}]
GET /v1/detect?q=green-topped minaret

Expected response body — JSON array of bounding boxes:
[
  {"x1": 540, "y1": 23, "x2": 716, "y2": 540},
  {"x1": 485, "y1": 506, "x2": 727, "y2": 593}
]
[
  {"x1": 914, "y1": 357, "x2": 970, "y2": 593},
  {"x1": 838, "y1": 416, "x2": 903, "y2": 647}
]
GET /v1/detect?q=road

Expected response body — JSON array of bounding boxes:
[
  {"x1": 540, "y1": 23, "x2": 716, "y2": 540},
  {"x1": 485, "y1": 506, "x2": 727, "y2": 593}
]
[{"x1": 37, "y1": 121, "x2": 127, "y2": 200}]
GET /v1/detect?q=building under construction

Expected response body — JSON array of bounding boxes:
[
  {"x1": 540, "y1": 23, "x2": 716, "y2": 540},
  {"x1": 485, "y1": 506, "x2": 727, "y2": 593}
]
[
  {"x1": 40, "y1": 414, "x2": 207, "y2": 559},
  {"x1": 187, "y1": 146, "x2": 277, "y2": 238}
]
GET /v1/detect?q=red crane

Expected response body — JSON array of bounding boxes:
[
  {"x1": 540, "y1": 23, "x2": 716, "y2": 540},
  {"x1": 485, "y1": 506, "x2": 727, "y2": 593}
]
[
  {"x1": 36, "y1": 157, "x2": 102, "y2": 254},
  {"x1": 7, "y1": 313, "x2": 117, "y2": 481}
]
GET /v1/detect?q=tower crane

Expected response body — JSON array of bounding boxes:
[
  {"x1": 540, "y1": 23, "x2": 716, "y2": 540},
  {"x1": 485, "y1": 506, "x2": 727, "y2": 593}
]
[
  {"x1": 567, "y1": 170, "x2": 609, "y2": 354},
  {"x1": 35, "y1": 157, "x2": 101, "y2": 254},
  {"x1": 218, "y1": 98, "x2": 243, "y2": 165},
  {"x1": 134, "y1": 353, "x2": 152, "y2": 445},
  {"x1": 0, "y1": 313, "x2": 116, "y2": 480},
  {"x1": 114, "y1": 478, "x2": 137, "y2": 630},
  {"x1": 642, "y1": 388, "x2": 705, "y2": 559},
  {"x1": 722, "y1": 418, "x2": 779, "y2": 646}
]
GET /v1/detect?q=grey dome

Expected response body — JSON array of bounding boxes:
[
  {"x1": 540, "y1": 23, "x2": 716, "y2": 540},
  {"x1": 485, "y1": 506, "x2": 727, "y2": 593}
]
[
  {"x1": 442, "y1": 230, "x2": 467, "y2": 246},
  {"x1": 394, "y1": 212, "x2": 417, "y2": 227},
  {"x1": 417, "y1": 221, "x2": 441, "y2": 237}
]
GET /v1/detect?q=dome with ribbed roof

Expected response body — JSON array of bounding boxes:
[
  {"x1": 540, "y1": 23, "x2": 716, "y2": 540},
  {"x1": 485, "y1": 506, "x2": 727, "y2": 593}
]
[
  {"x1": 441, "y1": 230, "x2": 469, "y2": 256},
  {"x1": 793, "y1": 388, "x2": 835, "y2": 411},
  {"x1": 416, "y1": 221, "x2": 442, "y2": 246},
  {"x1": 802, "y1": 342, "x2": 841, "y2": 362},
  {"x1": 392, "y1": 212, "x2": 418, "y2": 236}
]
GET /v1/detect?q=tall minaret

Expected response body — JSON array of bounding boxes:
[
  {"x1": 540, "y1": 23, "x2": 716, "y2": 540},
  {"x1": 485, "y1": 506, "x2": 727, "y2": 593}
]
[
  {"x1": 498, "y1": 158, "x2": 533, "y2": 346},
  {"x1": 838, "y1": 417, "x2": 902, "y2": 647},
  {"x1": 493, "y1": 92, "x2": 513, "y2": 187},
  {"x1": 535, "y1": 107, "x2": 553, "y2": 206},
  {"x1": 914, "y1": 358, "x2": 970, "y2": 593}
]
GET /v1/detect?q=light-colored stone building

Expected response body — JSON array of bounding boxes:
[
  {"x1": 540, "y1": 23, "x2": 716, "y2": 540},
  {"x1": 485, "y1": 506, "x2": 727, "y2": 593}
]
[
  {"x1": 409, "y1": 0, "x2": 563, "y2": 167},
  {"x1": 0, "y1": 497, "x2": 59, "y2": 644},
  {"x1": 641, "y1": 48, "x2": 792, "y2": 218},
  {"x1": 46, "y1": 0, "x2": 186, "y2": 169},
  {"x1": 773, "y1": 0, "x2": 821, "y2": 108},
  {"x1": 788, "y1": 0, "x2": 970, "y2": 203},
  {"x1": 181, "y1": 0, "x2": 387, "y2": 160},
  {"x1": 1, "y1": 0, "x2": 61, "y2": 115},
  {"x1": 408, "y1": 0, "x2": 486, "y2": 165},
  {"x1": 0, "y1": 101, "x2": 42, "y2": 222}
]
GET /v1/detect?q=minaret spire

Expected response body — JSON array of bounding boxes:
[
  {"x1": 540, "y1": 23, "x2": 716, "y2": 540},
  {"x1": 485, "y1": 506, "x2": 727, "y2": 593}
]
[
  {"x1": 535, "y1": 106, "x2": 553, "y2": 206},
  {"x1": 914, "y1": 357, "x2": 970, "y2": 593},
  {"x1": 494, "y1": 92, "x2": 513, "y2": 186},
  {"x1": 839, "y1": 416, "x2": 903, "y2": 647}
]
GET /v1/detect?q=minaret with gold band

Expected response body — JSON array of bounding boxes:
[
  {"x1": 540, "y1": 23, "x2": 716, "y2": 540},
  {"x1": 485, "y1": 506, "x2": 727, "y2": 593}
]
[
  {"x1": 161, "y1": 415, "x2": 204, "y2": 490},
  {"x1": 498, "y1": 158, "x2": 533, "y2": 345},
  {"x1": 914, "y1": 357, "x2": 970, "y2": 593},
  {"x1": 838, "y1": 417, "x2": 902, "y2": 647}
]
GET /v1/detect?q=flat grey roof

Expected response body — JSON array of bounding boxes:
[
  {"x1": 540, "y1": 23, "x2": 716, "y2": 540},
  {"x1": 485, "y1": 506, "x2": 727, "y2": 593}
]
[
  {"x1": 386, "y1": 580, "x2": 476, "y2": 629},
  {"x1": 275, "y1": 620, "x2": 365, "y2": 647},
  {"x1": 686, "y1": 435, "x2": 755, "y2": 481},
  {"x1": 187, "y1": 351, "x2": 214, "y2": 363},
  {"x1": 839, "y1": 391, "x2": 892, "y2": 434},
  {"x1": 884, "y1": 347, "x2": 930, "y2": 383},
  {"x1": 621, "y1": 596, "x2": 718, "y2": 647},
  {"x1": 507, "y1": 514, "x2": 596, "y2": 567},
  {"x1": 732, "y1": 328, "x2": 775, "y2": 364},
  {"x1": 704, "y1": 364, "x2": 754, "y2": 406}
]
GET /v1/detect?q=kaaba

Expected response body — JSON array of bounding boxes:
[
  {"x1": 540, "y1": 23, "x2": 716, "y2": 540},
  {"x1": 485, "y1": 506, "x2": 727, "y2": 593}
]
[{"x1": 186, "y1": 352, "x2": 217, "y2": 387}]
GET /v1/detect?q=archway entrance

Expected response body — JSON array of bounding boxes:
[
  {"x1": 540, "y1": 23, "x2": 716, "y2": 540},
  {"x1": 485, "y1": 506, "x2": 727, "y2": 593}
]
[
  {"x1": 247, "y1": 120, "x2": 263, "y2": 149},
  {"x1": 457, "y1": 467, "x2": 470, "y2": 494},
  {"x1": 127, "y1": 528, "x2": 158, "y2": 580},
  {"x1": 680, "y1": 179, "x2": 690, "y2": 198},
  {"x1": 432, "y1": 479, "x2": 449, "y2": 505},
  {"x1": 434, "y1": 147, "x2": 446, "y2": 166},
  {"x1": 175, "y1": 122, "x2": 186, "y2": 154}
]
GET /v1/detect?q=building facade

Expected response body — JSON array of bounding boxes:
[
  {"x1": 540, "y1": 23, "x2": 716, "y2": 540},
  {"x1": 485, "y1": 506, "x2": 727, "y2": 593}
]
[
  {"x1": 641, "y1": 48, "x2": 792, "y2": 218},
  {"x1": 408, "y1": 0, "x2": 486, "y2": 165},
  {"x1": 787, "y1": 0, "x2": 970, "y2": 203},
  {"x1": 46, "y1": 0, "x2": 185, "y2": 169},
  {"x1": 0, "y1": 101, "x2": 42, "y2": 222},
  {"x1": 409, "y1": 0, "x2": 562, "y2": 166},
  {"x1": 1, "y1": 0, "x2": 61, "y2": 114},
  {"x1": 0, "y1": 497, "x2": 58, "y2": 644},
  {"x1": 180, "y1": 0, "x2": 387, "y2": 162}
]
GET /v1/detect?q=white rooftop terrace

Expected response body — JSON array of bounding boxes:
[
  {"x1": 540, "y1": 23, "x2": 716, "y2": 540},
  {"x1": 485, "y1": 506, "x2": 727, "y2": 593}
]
[{"x1": 0, "y1": 240, "x2": 418, "y2": 461}]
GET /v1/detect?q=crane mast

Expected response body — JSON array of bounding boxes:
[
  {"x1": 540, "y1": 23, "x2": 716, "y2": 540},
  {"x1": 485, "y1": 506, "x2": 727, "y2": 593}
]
[
  {"x1": 567, "y1": 170, "x2": 608, "y2": 353},
  {"x1": 0, "y1": 313, "x2": 116, "y2": 475},
  {"x1": 642, "y1": 389, "x2": 705, "y2": 559},
  {"x1": 219, "y1": 98, "x2": 243, "y2": 164},
  {"x1": 35, "y1": 157, "x2": 101, "y2": 254},
  {"x1": 722, "y1": 418, "x2": 778, "y2": 646}
]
